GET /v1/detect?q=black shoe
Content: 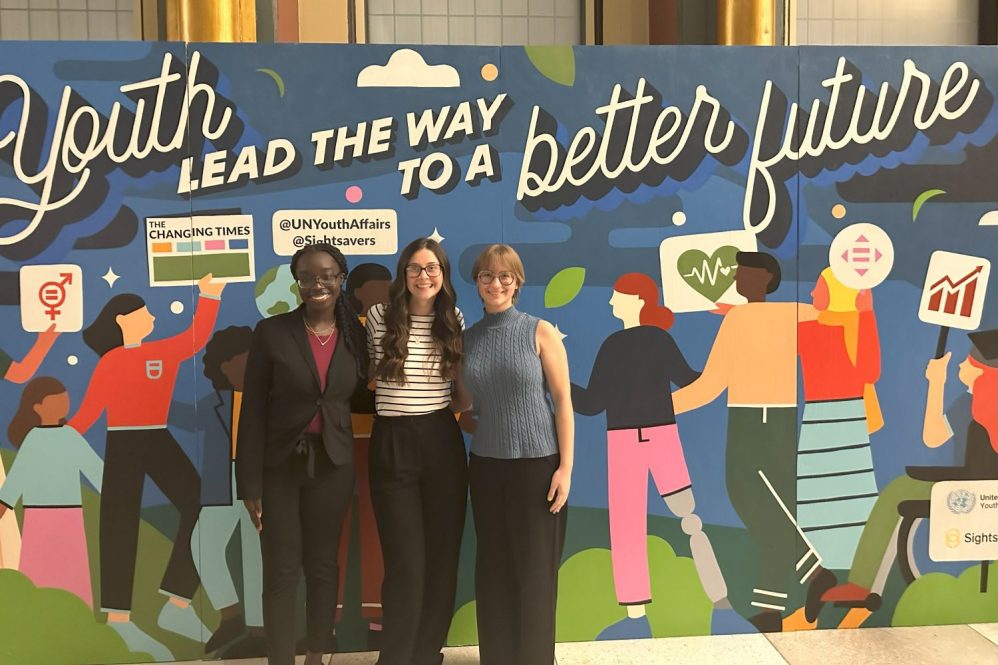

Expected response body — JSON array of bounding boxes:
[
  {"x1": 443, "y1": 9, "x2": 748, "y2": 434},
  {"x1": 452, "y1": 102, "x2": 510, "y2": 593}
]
[
  {"x1": 367, "y1": 624, "x2": 383, "y2": 651},
  {"x1": 804, "y1": 566, "x2": 838, "y2": 623},
  {"x1": 748, "y1": 610, "x2": 783, "y2": 633},
  {"x1": 205, "y1": 614, "x2": 246, "y2": 653}
]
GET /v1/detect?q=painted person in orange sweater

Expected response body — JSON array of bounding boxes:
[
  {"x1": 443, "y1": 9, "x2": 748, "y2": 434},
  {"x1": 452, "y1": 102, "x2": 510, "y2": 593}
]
[{"x1": 673, "y1": 251, "x2": 805, "y2": 633}]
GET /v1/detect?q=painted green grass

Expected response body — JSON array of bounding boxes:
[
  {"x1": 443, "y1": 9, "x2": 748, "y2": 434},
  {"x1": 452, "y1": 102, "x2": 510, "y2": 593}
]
[
  {"x1": 0, "y1": 570, "x2": 147, "y2": 665},
  {"x1": 7, "y1": 471, "x2": 972, "y2": 658},
  {"x1": 893, "y1": 565, "x2": 998, "y2": 626}
]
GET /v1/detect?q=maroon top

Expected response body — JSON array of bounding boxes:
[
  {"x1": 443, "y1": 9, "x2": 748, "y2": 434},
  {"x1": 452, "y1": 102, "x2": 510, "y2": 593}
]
[{"x1": 305, "y1": 327, "x2": 338, "y2": 434}]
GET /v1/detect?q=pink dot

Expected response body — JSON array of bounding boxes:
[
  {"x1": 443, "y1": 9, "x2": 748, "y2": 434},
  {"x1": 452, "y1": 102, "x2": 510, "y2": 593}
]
[{"x1": 345, "y1": 186, "x2": 363, "y2": 204}]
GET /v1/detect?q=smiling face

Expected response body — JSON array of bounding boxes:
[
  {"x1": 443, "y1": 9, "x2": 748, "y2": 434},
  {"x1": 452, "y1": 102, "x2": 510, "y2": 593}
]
[
  {"x1": 477, "y1": 260, "x2": 519, "y2": 313},
  {"x1": 405, "y1": 248, "x2": 444, "y2": 308},
  {"x1": 295, "y1": 250, "x2": 342, "y2": 318}
]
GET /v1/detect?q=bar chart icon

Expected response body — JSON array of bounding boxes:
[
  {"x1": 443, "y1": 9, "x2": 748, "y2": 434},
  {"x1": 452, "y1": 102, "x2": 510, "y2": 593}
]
[{"x1": 918, "y1": 251, "x2": 991, "y2": 330}]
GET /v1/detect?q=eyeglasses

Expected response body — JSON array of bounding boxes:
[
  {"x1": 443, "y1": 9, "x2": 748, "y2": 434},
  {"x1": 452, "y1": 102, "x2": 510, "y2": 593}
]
[
  {"x1": 296, "y1": 273, "x2": 346, "y2": 289},
  {"x1": 477, "y1": 270, "x2": 516, "y2": 286},
  {"x1": 405, "y1": 263, "x2": 442, "y2": 278}
]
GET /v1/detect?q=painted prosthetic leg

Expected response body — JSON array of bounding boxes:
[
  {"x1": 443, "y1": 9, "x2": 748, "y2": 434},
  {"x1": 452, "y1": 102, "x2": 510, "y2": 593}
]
[{"x1": 664, "y1": 488, "x2": 728, "y2": 605}]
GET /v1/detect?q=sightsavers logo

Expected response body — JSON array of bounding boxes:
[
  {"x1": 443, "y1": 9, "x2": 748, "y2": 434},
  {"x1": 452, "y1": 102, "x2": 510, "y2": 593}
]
[
  {"x1": 963, "y1": 531, "x2": 998, "y2": 546},
  {"x1": 944, "y1": 528, "x2": 998, "y2": 548},
  {"x1": 946, "y1": 488, "x2": 976, "y2": 514}
]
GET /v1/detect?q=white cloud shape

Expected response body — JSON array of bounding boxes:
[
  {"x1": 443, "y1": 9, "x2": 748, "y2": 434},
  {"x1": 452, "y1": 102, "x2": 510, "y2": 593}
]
[
  {"x1": 979, "y1": 210, "x2": 998, "y2": 226},
  {"x1": 357, "y1": 49, "x2": 460, "y2": 88}
]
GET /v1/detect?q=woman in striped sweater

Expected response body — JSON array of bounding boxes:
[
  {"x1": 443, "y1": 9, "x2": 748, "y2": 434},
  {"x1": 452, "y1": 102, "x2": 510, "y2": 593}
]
[{"x1": 366, "y1": 237, "x2": 468, "y2": 665}]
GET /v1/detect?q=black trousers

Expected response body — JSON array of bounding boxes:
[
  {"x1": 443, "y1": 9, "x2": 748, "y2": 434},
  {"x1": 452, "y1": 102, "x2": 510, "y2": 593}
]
[
  {"x1": 101, "y1": 428, "x2": 201, "y2": 612},
  {"x1": 260, "y1": 437, "x2": 354, "y2": 665},
  {"x1": 470, "y1": 453, "x2": 567, "y2": 665},
  {"x1": 369, "y1": 408, "x2": 468, "y2": 665}
]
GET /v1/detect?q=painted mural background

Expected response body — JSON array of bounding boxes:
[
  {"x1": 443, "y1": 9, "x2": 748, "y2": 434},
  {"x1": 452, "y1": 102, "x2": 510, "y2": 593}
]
[{"x1": 0, "y1": 42, "x2": 996, "y2": 664}]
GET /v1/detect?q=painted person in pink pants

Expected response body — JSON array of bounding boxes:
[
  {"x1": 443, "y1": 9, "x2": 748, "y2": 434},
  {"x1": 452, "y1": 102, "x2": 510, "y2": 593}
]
[{"x1": 572, "y1": 273, "x2": 730, "y2": 637}]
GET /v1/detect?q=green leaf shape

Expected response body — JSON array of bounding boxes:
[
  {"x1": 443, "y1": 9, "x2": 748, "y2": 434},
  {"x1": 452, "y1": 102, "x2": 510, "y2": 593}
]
[
  {"x1": 256, "y1": 67, "x2": 286, "y2": 98},
  {"x1": 524, "y1": 46, "x2": 576, "y2": 87},
  {"x1": 677, "y1": 245, "x2": 739, "y2": 303},
  {"x1": 545, "y1": 266, "x2": 585, "y2": 308},
  {"x1": 912, "y1": 188, "x2": 945, "y2": 221}
]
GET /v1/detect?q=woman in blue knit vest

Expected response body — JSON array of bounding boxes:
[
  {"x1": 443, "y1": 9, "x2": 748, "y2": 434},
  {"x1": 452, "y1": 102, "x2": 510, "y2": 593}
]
[{"x1": 462, "y1": 243, "x2": 574, "y2": 665}]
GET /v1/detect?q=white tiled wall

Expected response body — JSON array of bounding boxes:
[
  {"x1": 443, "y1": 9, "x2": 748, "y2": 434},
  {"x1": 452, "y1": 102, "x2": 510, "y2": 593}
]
[
  {"x1": 0, "y1": 0, "x2": 137, "y2": 41},
  {"x1": 795, "y1": 0, "x2": 979, "y2": 45},
  {"x1": 368, "y1": 0, "x2": 582, "y2": 45}
]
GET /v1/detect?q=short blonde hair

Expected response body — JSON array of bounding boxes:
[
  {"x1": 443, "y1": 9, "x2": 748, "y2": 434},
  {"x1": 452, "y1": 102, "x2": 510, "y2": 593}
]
[{"x1": 472, "y1": 243, "x2": 526, "y2": 302}]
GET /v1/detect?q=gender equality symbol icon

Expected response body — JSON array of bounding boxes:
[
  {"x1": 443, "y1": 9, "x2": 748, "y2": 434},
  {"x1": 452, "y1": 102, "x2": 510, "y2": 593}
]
[
  {"x1": 38, "y1": 273, "x2": 74, "y2": 321},
  {"x1": 19, "y1": 264, "x2": 84, "y2": 333}
]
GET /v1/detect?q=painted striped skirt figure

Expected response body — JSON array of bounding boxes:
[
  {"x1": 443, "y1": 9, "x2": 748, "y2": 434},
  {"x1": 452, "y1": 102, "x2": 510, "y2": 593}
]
[
  {"x1": 797, "y1": 397, "x2": 879, "y2": 569},
  {"x1": 797, "y1": 269, "x2": 883, "y2": 579}
]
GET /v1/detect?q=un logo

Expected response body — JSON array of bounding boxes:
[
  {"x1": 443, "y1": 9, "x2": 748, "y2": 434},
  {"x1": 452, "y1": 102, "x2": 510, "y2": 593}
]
[{"x1": 947, "y1": 489, "x2": 976, "y2": 514}]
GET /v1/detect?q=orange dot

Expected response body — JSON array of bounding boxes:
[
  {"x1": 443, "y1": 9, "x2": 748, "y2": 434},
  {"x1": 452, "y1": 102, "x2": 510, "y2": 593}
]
[
  {"x1": 481, "y1": 63, "x2": 499, "y2": 81},
  {"x1": 831, "y1": 203, "x2": 847, "y2": 219}
]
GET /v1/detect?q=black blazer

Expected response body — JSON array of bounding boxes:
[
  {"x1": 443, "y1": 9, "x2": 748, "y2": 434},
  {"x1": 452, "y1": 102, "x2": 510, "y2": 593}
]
[{"x1": 235, "y1": 307, "x2": 371, "y2": 500}]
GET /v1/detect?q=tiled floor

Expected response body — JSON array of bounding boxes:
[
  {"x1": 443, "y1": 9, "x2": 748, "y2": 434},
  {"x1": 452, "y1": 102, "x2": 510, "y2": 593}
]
[{"x1": 167, "y1": 623, "x2": 998, "y2": 664}]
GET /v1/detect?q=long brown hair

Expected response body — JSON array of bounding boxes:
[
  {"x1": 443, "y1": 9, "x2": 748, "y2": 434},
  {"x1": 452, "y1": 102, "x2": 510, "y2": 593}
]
[
  {"x1": 8, "y1": 377, "x2": 67, "y2": 448},
  {"x1": 377, "y1": 238, "x2": 463, "y2": 384}
]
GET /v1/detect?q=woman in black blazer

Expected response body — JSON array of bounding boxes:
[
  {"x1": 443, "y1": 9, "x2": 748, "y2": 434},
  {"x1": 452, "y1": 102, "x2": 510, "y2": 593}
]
[{"x1": 236, "y1": 243, "x2": 372, "y2": 665}]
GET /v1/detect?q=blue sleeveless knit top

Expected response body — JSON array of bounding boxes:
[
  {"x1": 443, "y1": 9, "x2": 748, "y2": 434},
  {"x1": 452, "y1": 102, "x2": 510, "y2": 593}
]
[{"x1": 462, "y1": 307, "x2": 559, "y2": 459}]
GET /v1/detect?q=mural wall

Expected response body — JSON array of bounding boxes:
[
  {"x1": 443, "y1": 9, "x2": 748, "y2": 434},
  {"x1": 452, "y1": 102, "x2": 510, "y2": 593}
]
[{"x1": 0, "y1": 42, "x2": 996, "y2": 664}]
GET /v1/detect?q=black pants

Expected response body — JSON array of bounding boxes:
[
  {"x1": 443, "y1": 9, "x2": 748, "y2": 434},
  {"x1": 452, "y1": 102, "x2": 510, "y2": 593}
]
[
  {"x1": 260, "y1": 437, "x2": 354, "y2": 665},
  {"x1": 470, "y1": 453, "x2": 567, "y2": 665},
  {"x1": 369, "y1": 408, "x2": 468, "y2": 665},
  {"x1": 101, "y1": 428, "x2": 201, "y2": 612}
]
